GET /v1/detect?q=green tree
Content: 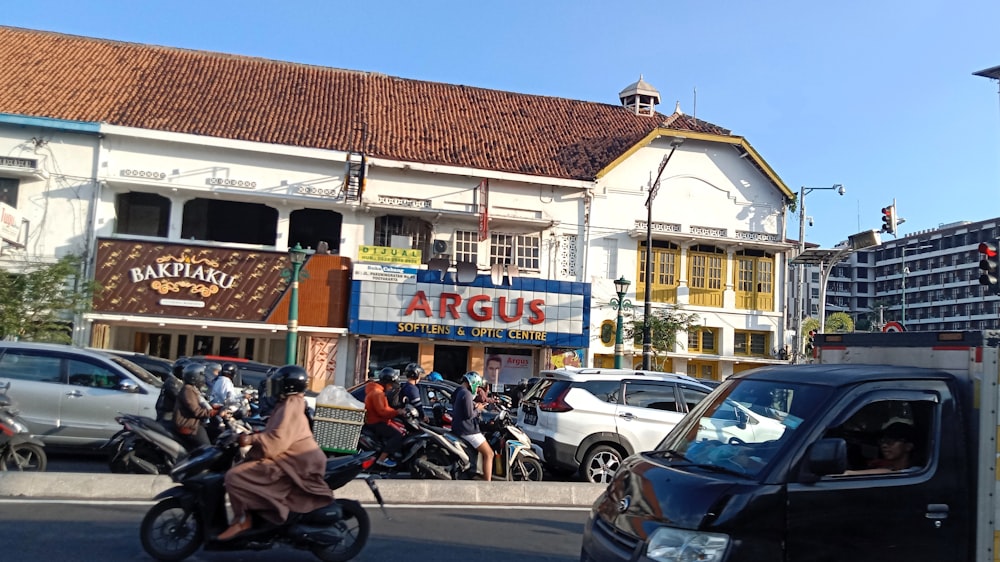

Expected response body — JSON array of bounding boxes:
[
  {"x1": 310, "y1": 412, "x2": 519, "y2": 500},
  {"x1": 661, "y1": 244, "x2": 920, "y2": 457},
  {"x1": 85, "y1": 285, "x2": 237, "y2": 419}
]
[
  {"x1": 623, "y1": 305, "x2": 701, "y2": 354},
  {"x1": 825, "y1": 312, "x2": 855, "y2": 333},
  {"x1": 0, "y1": 255, "x2": 97, "y2": 343}
]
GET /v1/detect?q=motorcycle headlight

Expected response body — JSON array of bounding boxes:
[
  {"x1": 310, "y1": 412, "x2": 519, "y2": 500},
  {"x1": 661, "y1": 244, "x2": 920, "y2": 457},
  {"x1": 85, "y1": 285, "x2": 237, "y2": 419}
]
[{"x1": 646, "y1": 527, "x2": 729, "y2": 562}]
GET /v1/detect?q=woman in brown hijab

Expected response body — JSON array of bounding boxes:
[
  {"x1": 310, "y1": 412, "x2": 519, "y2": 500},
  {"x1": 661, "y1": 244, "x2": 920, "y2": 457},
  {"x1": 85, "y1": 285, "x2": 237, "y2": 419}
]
[{"x1": 217, "y1": 365, "x2": 332, "y2": 541}]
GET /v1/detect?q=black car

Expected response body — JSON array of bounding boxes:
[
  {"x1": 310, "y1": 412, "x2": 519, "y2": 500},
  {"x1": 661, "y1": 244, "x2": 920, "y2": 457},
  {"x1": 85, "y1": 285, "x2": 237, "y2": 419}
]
[
  {"x1": 183, "y1": 355, "x2": 276, "y2": 389},
  {"x1": 349, "y1": 379, "x2": 460, "y2": 422},
  {"x1": 92, "y1": 349, "x2": 173, "y2": 381}
]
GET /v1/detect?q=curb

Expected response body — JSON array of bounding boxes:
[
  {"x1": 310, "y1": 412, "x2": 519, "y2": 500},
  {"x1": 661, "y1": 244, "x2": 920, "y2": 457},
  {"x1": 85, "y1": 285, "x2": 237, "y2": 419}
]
[{"x1": 0, "y1": 473, "x2": 604, "y2": 506}]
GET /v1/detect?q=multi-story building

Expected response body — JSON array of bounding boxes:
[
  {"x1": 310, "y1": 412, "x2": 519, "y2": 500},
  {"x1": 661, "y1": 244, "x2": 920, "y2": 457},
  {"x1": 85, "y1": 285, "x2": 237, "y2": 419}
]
[
  {"x1": 0, "y1": 27, "x2": 795, "y2": 386},
  {"x1": 803, "y1": 217, "x2": 1000, "y2": 332}
]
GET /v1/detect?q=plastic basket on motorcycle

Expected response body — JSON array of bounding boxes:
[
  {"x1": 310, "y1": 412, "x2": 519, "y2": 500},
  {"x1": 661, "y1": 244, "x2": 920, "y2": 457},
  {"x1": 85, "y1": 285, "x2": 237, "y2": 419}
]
[{"x1": 313, "y1": 404, "x2": 365, "y2": 454}]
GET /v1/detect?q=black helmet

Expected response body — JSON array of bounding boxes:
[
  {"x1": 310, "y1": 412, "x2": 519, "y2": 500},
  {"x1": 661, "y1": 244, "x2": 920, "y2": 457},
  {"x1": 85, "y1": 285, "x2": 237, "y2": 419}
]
[
  {"x1": 220, "y1": 363, "x2": 238, "y2": 378},
  {"x1": 172, "y1": 358, "x2": 191, "y2": 379},
  {"x1": 403, "y1": 362, "x2": 425, "y2": 380},
  {"x1": 267, "y1": 365, "x2": 308, "y2": 399},
  {"x1": 182, "y1": 363, "x2": 207, "y2": 387},
  {"x1": 378, "y1": 367, "x2": 399, "y2": 386}
]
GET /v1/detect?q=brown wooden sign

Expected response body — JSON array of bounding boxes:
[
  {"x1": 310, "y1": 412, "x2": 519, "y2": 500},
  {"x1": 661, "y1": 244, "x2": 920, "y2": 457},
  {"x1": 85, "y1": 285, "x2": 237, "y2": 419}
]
[{"x1": 92, "y1": 239, "x2": 291, "y2": 321}]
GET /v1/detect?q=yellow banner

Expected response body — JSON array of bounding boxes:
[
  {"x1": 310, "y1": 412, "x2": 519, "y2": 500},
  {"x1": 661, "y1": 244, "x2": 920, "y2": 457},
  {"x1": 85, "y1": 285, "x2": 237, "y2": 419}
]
[{"x1": 357, "y1": 245, "x2": 422, "y2": 265}]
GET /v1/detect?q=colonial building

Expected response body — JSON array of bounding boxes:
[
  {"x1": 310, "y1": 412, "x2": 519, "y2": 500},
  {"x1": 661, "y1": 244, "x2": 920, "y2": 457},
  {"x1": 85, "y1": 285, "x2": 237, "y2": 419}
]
[{"x1": 0, "y1": 27, "x2": 794, "y2": 386}]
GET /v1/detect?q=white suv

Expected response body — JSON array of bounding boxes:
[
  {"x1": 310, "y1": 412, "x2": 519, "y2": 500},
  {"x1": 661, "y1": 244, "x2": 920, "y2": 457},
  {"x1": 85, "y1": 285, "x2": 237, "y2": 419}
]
[{"x1": 516, "y1": 368, "x2": 713, "y2": 484}]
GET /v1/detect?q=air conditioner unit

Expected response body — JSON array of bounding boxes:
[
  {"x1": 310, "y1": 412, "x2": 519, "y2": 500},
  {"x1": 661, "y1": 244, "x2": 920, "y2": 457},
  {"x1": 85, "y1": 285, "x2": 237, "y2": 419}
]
[{"x1": 432, "y1": 237, "x2": 451, "y2": 256}]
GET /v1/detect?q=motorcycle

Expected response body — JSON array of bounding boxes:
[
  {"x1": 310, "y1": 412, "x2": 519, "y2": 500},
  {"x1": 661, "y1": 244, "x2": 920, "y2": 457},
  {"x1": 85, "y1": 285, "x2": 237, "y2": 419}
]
[
  {"x1": 107, "y1": 414, "x2": 190, "y2": 474},
  {"x1": 139, "y1": 422, "x2": 385, "y2": 562},
  {"x1": 418, "y1": 404, "x2": 544, "y2": 481},
  {"x1": 356, "y1": 405, "x2": 439, "y2": 477},
  {"x1": 0, "y1": 382, "x2": 46, "y2": 471}
]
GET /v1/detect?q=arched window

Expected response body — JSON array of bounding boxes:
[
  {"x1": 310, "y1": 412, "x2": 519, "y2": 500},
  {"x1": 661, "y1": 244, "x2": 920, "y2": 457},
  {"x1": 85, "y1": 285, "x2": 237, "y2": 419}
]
[
  {"x1": 115, "y1": 192, "x2": 170, "y2": 237},
  {"x1": 688, "y1": 245, "x2": 725, "y2": 307},
  {"x1": 735, "y1": 249, "x2": 774, "y2": 311},
  {"x1": 289, "y1": 209, "x2": 343, "y2": 253}
]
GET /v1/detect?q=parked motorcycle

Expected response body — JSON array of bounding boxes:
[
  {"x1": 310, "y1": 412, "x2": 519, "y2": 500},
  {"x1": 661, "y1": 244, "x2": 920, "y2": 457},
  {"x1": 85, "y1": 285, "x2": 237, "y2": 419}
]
[
  {"x1": 419, "y1": 404, "x2": 543, "y2": 481},
  {"x1": 0, "y1": 382, "x2": 46, "y2": 472},
  {"x1": 139, "y1": 422, "x2": 385, "y2": 562},
  {"x1": 107, "y1": 414, "x2": 190, "y2": 474}
]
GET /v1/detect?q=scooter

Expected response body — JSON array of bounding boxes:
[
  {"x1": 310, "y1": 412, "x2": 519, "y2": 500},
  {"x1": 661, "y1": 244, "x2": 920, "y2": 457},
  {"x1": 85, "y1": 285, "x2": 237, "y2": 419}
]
[
  {"x1": 356, "y1": 405, "x2": 439, "y2": 477},
  {"x1": 417, "y1": 404, "x2": 544, "y2": 481},
  {"x1": 139, "y1": 422, "x2": 385, "y2": 562},
  {"x1": 0, "y1": 382, "x2": 46, "y2": 471},
  {"x1": 107, "y1": 414, "x2": 191, "y2": 474}
]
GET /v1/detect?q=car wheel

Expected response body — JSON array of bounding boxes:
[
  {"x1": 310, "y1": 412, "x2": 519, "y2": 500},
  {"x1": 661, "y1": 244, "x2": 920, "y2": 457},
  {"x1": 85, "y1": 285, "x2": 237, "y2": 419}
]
[{"x1": 582, "y1": 444, "x2": 623, "y2": 484}]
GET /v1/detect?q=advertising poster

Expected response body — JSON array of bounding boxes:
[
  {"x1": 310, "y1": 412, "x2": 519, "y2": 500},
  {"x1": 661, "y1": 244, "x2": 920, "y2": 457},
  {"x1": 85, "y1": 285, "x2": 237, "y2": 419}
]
[{"x1": 484, "y1": 353, "x2": 533, "y2": 386}]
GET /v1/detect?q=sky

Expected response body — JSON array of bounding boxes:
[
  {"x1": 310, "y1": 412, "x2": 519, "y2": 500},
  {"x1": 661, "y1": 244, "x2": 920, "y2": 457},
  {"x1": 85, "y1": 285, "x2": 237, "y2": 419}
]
[{"x1": 5, "y1": 1, "x2": 1000, "y2": 248}]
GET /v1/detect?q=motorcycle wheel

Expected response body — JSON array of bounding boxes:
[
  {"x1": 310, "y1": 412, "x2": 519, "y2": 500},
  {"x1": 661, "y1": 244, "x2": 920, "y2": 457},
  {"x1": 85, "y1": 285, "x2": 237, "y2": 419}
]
[
  {"x1": 412, "y1": 446, "x2": 453, "y2": 480},
  {"x1": 0, "y1": 443, "x2": 46, "y2": 472},
  {"x1": 511, "y1": 456, "x2": 544, "y2": 482},
  {"x1": 140, "y1": 498, "x2": 203, "y2": 562},
  {"x1": 311, "y1": 499, "x2": 370, "y2": 562}
]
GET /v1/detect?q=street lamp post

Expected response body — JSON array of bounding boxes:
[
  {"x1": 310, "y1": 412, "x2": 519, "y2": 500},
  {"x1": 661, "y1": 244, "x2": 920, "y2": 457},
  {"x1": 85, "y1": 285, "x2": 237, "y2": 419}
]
[
  {"x1": 285, "y1": 243, "x2": 308, "y2": 365},
  {"x1": 611, "y1": 276, "x2": 632, "y2": 369},
  {"x1": 642, "y1": 137, "x2": 683, "y2": 370},
  {"x1": 901, "y1": 244, "x2": 932, "y2": 328},
  {"x1": 793, "y1": 183, "x2": 845, "y2": 360}
]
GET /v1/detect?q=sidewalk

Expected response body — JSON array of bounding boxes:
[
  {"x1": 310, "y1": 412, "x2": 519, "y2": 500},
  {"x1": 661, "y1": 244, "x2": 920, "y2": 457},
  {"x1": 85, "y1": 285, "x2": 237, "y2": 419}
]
[{"x1": 0, "y1": 472, "x2": 604, "y2": 506}]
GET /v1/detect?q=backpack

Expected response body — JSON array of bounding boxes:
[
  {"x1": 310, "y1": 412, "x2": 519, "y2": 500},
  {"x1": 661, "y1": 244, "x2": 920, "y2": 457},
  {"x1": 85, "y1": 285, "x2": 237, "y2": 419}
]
[{"x1": 155, "y1": 374, "x2": 184, "y2": 422}]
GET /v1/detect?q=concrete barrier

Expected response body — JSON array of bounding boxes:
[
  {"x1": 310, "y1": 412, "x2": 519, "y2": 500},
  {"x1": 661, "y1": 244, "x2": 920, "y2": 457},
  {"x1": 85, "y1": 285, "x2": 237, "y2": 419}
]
[{"x1": 0, "y1": 473, "x2": 604, "y2": 506}]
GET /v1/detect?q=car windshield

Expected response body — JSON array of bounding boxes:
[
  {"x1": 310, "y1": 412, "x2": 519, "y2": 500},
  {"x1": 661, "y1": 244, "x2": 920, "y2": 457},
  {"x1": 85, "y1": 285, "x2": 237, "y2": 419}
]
[
  {"x1": 653, "y1": 378, "x2": 832, "y2": 479},
  {"x1": 107, "y1": 356, "x2": 163, "y2": 387}
]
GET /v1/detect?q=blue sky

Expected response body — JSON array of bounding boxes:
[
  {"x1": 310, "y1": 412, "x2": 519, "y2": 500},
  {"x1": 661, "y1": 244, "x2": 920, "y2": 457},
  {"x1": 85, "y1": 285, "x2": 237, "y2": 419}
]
[{"x1": 6, "y1": 1, "x2": 999, "y2": 247}]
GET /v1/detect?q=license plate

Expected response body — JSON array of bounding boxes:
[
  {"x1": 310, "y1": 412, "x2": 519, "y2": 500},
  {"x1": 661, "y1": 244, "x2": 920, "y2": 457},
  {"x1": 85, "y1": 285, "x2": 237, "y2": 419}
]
[{"x1": 523, "y1": 409, "x2": 537, "y2": 425}]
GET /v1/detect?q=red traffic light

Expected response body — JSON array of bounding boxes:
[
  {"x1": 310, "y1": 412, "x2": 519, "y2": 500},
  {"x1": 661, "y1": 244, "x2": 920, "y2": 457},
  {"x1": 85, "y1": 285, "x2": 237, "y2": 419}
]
[
  {"x1": 881, "y1": 207, "x2": 892, "y2": 216},
  {"x1": 979, "y1": 242, "x2": 998, "y2": 258}
]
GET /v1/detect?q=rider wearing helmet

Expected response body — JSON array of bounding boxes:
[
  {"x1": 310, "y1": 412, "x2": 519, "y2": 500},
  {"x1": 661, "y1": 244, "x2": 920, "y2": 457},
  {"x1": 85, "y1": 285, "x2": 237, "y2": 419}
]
[
  {"x1": 155, "y1": 358, "x2": 189, "y2": 423},
  {"x1": 210, "y1": 362, "x2": 241, "y2": 412},
  {"x1": 364, "y1": 367, "x2": 405, "y2": 468},
  {"x1": 398, "y1": 362, "x2": 427, "y2": 422},
  {"x1": 218, "y1": 365, "x2": 333, "y2": 541},
  {"x1": 204, "y1": 362, "x2": 223, "y2": 389},
  {"x1": 173, "y1": 362, "x2": 218, "y2": 449},
  {"x1": 452, "y1": 371, "x2": 493, "y2": 481}
]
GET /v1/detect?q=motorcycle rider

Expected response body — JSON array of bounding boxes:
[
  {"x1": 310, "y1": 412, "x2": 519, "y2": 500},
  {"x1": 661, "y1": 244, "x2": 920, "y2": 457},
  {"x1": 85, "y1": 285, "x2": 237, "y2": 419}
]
[
  {"x1": 210, "y1": 362, "x2": 241, "y2": 411},
  {"x1": 364, "y1": 367, "x2": 405, "y2": 468},
  {"x1": 204, "y1": 362, "x2": 223, "y2": 390},
  {"x1": 174, "y1": 363, "x2": 218, "y2": 449},
  {"x1": 218, "y1": 365, "x2": 333, "y2": 541},
  {"x1": 398, "y1": 362, "x2": 428, "y2": 422},
  {"x1": 155, "y1": 358, "x2": 189, "y2": 424},
  {"x1": 452, "y1": 371, "x2": 493, "y2": 481}
]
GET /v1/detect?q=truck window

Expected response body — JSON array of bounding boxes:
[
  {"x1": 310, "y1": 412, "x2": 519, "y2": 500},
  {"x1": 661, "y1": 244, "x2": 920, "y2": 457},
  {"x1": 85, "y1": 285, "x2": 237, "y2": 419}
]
[{"x1": 823, "y1": 399, "x2": 934, "y2": 475}]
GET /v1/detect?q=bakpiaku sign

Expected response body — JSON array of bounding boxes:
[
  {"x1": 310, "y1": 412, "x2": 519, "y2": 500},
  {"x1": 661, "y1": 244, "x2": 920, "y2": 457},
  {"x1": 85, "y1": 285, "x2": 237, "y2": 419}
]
[
  {"x1": 92, "y1": 239, "x2": 291, "y2": 320},
  {"x1": 128, "y1": 250, "x2": 237, "y2": 298}
]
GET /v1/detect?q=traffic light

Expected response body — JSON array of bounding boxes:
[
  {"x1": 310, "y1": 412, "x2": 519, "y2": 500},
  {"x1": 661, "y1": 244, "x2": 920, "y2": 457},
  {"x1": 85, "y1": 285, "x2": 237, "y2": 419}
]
[
  {"x1": 979, "y1": 240, "x2": 1000, "y2": 294},
  {"x1": 880, "y1": 205, "x2": 897, "y2": 235}
]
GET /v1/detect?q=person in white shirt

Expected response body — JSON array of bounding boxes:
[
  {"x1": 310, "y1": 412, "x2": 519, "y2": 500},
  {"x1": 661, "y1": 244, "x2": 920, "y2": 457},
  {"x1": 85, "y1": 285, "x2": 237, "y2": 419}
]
[{"x1": 210, "y1": 362, "x2": 241, "y2": 410}]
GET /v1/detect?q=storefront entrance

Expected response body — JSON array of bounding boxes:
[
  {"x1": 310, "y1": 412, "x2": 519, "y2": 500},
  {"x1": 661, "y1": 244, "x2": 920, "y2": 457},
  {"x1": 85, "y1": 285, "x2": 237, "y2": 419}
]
[{"x1": 433, "y1": 345, "x2": 469, "y2": 383}]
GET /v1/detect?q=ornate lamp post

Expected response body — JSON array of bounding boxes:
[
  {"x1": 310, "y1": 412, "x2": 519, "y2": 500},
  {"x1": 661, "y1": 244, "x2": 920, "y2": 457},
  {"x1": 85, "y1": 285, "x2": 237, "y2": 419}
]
[
  {"x1": 611, "y1": 276, "x2": 632, "y2": 369},
  {"x1": 285, "y1": 243, "x2": 308, "y2": 365}
]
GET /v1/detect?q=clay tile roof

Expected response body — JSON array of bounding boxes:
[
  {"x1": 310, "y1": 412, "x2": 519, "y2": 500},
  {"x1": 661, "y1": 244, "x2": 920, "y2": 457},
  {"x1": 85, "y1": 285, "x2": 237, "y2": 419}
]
[{"x1": 0, "y1": 26, "x2": 735, "y2": 181}]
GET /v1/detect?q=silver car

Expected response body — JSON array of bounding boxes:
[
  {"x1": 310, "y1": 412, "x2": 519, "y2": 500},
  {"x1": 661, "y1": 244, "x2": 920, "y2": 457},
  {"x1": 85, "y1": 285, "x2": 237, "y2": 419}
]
[{"x1": 0, "y1": 342, "x2": 161, "y2": 447}]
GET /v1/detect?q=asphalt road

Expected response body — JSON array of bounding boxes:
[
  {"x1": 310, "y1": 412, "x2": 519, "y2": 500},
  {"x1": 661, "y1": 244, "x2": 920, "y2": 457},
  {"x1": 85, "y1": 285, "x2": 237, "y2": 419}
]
[{"x1": 0, "y1": 500, "x2": 588, "y2": 561}]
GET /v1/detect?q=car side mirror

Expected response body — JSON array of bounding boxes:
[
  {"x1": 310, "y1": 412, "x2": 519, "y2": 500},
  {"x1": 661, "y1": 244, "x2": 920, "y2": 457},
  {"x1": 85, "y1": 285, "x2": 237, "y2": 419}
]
[
  {"x1": 804, "y1": 437, "x2": 847, "y2": 479},
  {"x1": 117, "y1": 380, "x2": 139, "y2": 393},
  {"x1": 734, "y1": 406, "x2": 749, "y2": 430}
]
